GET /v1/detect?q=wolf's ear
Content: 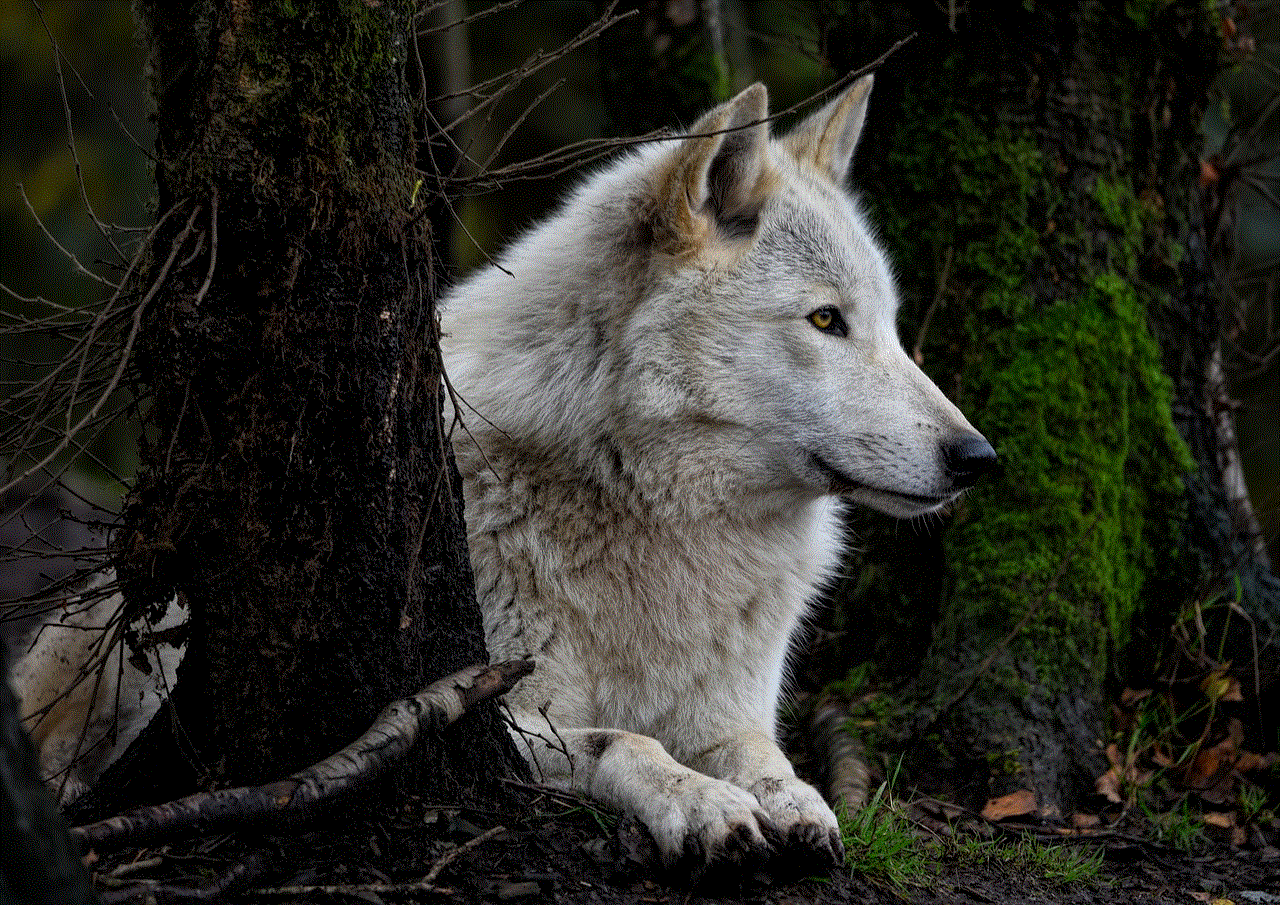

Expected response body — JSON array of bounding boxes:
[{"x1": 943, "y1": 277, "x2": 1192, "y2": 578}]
[
  {"x1": 657, "y1": 83, "x2": 770, "y2": 240},
  {"x1": 783, "y1": 75, "x2": 873, "y2": 184}
]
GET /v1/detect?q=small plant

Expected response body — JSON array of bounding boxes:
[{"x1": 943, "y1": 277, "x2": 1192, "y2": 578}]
[
  {"x1": 943, "y1": 833, "x2": 1106, "y2": 886},
  {"x1": 1013, "y1": 836, "x2": 1106, "y2": 884},
  {"x1": 1237, "y1": 783, "x2": 1272, "y2": 827},
  {"x1": 839, "y1": 763, "x2": 1108, "y2": 890},
  {"x1": 839, "y1": 770, "x2": 934, "y2": 890},
  {"x1": 1140, "y1": 796, "x2": 1204, "y2": 852}
]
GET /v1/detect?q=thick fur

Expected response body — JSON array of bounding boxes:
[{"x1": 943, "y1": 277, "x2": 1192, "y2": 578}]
[
  {"x1": 9, "y1": 583, "x2": 183, "y2": 804},
  {"x1": 441, "y1": 78, "x2": 992, "y2": 868},
  {"x1": 10, "y1": 80, "x2": 993, "y2": 869}
]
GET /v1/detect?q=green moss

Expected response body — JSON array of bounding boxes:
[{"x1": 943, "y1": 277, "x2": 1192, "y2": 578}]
[
  {"x1": 864, "y1": 64, "x2": 1191, "y2": 748},
  {"x1": 988, "y1": 751, "x2": 1023, "y2": 778},
  {"x1": 946, "y1": 268, "x2": 1189, "y2": 680},
  {"x1": 218, "y1": 0, "x2": 402, "y2": 191},
  {"x1": 823, "y1": 665, "x2": 916, "y2": 752}
]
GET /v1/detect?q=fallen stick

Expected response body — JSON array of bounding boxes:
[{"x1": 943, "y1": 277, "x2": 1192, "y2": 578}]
[
  {"x1": 73, "y1": 660, "x2": 534, "y2": 852},
  {"x1": 98, "y1": 850, "x2": 268, "y2": 903}
]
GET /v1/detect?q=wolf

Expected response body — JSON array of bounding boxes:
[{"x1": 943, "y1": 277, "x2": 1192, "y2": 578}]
[
  {"x1": 441, "y1": 75, "x2": 996, "y2": 870},
  {"x1": 11, "y1": 77, "x2": 995, "y2": 868},
  {"x1": 8, "y1": 582, "x2": 184, "y2": 804}
]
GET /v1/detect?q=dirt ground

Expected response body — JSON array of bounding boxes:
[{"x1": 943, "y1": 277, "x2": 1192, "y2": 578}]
[{"x1": 85, "y1": 783, "x2": 1279, "y2": 905}]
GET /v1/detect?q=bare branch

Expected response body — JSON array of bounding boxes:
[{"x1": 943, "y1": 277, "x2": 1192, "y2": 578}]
[
  {"x1": 0, "y1": 202, "x2": 194, "y2": 498},
  {"x1": 71, "y1": 660, "x2": 535, "y2": 852}
]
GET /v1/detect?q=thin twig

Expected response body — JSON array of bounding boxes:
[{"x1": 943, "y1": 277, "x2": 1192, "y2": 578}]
[
  {"x1": 422, "y1": 824, "x2": 506, "y2": 884},
  {"x1": 0, "y1": 203, "x2": 194, "y2": 498},
  {"x1": 913, "y1": 245, "x2": 953, "y2": 366}
]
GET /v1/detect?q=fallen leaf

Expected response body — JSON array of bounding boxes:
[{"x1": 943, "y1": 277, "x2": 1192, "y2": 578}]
[
  {"x1": 1201, "y1": 670, "x2": 1232, "y2": 702},
  {"x1": 1235, "y1": 751, "x2": 1263, "y2": 772},
  {"x1": 1095, "y1": 768, "x2": 1123, "y2": 804},
  {"x1": 982, "y1": 788, "x2": 1038, "y2": 822},
  {"x1": 1072, "y1": 812, "x2": 1101, "y2": 829},
  {"x1": 1203, "y1": 812, "x2": 1233, "y2": 829}
]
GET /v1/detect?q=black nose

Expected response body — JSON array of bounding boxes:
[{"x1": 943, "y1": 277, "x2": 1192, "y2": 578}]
[{"x1": 942, "y1": 433, "x2": 998, "y2": 489}]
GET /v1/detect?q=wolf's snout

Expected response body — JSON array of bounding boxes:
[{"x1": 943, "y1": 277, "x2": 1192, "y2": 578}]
[{"x1": 942, "y1": 433, "x2": 998, "y2": 489}]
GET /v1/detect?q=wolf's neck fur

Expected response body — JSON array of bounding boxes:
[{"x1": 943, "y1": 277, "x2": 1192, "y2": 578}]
[{"x1": 457, "y1": 432, "x2": 844, "y2": 618}]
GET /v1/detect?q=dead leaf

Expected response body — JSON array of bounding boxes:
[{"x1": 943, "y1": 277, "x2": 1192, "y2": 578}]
[
  {"x1": 1203, "y1": 812, "x2": 1233, "y2": 829},
  {"x1": 1235, "y1": 750, "x2": 1263, "y2": 772},
  {"x1": 1095, "y1": 768, "x2": 1123, "y2": 804},
  {"x1": 982, "y1": 788, "x2": 1038, "y2": 822}
]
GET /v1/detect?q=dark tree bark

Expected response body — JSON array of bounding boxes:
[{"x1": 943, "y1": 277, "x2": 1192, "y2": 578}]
[
  {"x1": 1, "y1": 660, "x2": 94, "y2": 905},
  {"x1": 817, "y1": 0, "x2": 1279, "y2": 814},
  {"x1": 98, "y1": 0, "x2": 516, "y2": 804}
]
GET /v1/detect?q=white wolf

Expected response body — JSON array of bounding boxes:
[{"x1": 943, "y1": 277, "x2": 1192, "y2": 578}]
[
  {"x1": 441, "y1": 76, "x2": 995, "y2": 869},
  {"x1": 10, "y1": 77, "x2": 995, "y2": 869}
]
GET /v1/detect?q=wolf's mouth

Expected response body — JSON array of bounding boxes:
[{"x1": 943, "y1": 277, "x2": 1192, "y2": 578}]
[{"x1": 807, "y1": 452, "x2": 953, "y2": 508}]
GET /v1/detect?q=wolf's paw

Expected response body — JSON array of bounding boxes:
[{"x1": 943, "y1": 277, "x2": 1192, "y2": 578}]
[
  {"x1": 749, "y1": 776, "x2": 844, "y2": 868},
  {"x1": 646, "y1": 773, "x2": 774, "y2": 870}
]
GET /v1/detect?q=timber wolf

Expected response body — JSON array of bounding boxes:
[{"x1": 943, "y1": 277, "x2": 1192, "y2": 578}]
[
  {"x1": 442, "y1": 76, "x2": 995, "y2": 869},
  {"x1": 9, "y1": 77, "x2": 996, "y2": 868},
  {"x1": 8, "y1": 579, "x2": 183, "y2": 804}
]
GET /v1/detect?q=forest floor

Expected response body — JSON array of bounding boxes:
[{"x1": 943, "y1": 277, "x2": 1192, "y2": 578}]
[{"x1": 85, "y1": 782, "x2": 1279, "y2": 905}]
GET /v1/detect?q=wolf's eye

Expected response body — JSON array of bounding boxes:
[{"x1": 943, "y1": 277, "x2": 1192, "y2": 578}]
[{"x1": 808, "y1": 306, "x2": 848, "y2": 337}]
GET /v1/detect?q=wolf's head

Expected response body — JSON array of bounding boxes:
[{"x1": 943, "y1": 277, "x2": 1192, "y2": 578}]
[
  {"x1": 443, "y1": 78, "x2": 995, "y2": 520},
  {"x1": 616, "y1": 78, "x2": 995, "y2": 518}
]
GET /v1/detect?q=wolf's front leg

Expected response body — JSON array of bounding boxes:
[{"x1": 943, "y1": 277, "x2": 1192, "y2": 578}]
[
  {"x1": 687, "y1": 728, "x2": 844, "y2": 866},
  {"x1": 508, "y1": 711, "x2": 774, "y2": 868}
]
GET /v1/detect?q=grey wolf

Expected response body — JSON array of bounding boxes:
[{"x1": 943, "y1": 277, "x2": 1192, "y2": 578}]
[
  {"x1": 9, "y1": 581, "x2": 183, "y2": 804},
  {"x1": 9, "y1": 77, "x2": 995, "y2": 866},
  {"x1": 442, "y1": 76, "x2": 995, "y2": 869}
]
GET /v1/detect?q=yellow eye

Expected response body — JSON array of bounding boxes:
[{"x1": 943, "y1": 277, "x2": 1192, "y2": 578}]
[
  {"x1": 808, "y1": 306, "x2": 848, "y2": 337},
  {"x1": 809, "y1": 309, "x2": 833, "y2": 330}
]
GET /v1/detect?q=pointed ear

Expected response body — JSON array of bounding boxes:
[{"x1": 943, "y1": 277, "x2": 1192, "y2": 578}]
[
  {"x1": 783, "y1": 74, "x2": 873, "y2": 184},
  {"x1": 653, "y1": 83, "x2": 771, "y2": 243}
]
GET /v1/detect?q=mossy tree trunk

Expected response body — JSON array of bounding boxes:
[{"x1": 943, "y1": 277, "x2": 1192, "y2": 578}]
[
  {"x1": 98, "y1": 0, "x2": 516, "y2": 804},
  {"x1": 820, "y1": 1, "x2": 1276, "y2": 815}
]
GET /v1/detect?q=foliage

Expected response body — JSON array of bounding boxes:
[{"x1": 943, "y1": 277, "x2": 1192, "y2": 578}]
[
  {"x1": 1139, "y1": 796, "x2": 1205, "y2": 851},
  {"x1": 839, "y1": 776, "x2": 935, "y2": 889},
  {"x1": 1101, "y1": 580, "x2": 1276, "y2": 847},
  {"x1": 839, "y1": 772, "x2": 1106, "y2": 890},
  {"x1": 942, "y1": 834, "x2": 1106, "y2": 885}
]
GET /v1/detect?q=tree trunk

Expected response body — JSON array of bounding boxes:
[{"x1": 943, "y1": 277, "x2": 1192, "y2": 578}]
[
  {"x1": 1, "y1": 658, "x2": 94, "y2": 905},
  {"x1": 819, "y1": 0, "x2": 1277, "y2": 815},
  {"x1": 104, "y1": 0, "x2": 515, "y2": 802}
]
